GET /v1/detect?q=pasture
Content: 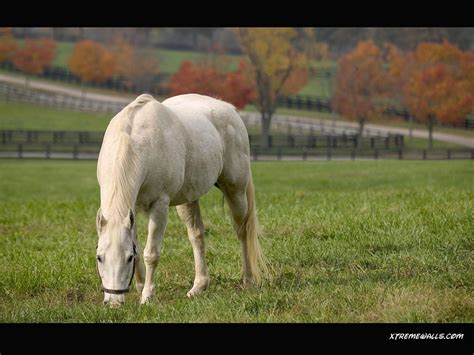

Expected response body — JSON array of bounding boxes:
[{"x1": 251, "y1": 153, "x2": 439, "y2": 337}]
[{"x1": 0, "y1": 159, "x2": 472, "y2": 322}]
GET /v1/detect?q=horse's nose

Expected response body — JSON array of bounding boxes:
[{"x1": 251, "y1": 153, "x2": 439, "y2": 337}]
[{"x1": 104, "y1": 299, "x2": 124, "y2": 307}]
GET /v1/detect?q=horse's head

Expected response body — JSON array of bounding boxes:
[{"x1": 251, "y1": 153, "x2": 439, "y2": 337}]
[{"x1": 96, "y1": 208, "x2": 136, "y2": 306}]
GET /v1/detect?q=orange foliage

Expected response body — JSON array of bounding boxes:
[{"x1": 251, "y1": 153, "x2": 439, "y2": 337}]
[
  {"x1": 111, "y1": 37, "x2": 159, "y2": 90},
  {"x1": 405, "y1": 41, "x2": 474, "y2": 126},
  {"x1": 168, "y1": 59, "x2": 256, "y2": 109},
  {"x1": 12, "y1": 38, "x2": 56, "y2": 76},
  {"x1": 0, "y1": 28, "x2": 17, "y2": 63},
  {"x1": 281, "y1": 68, "x2": 309, "y2": 97},
  {"x1": 334, "y1": 40, "x2": 388, "y2": 130},
  {"x1": 68, "y1": 40, "x2": 116, "y2": 84}
]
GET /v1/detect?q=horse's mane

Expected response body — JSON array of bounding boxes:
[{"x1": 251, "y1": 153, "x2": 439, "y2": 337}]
[{"x1": 102, "y1": 94, "x2": 155, "y2": 223}]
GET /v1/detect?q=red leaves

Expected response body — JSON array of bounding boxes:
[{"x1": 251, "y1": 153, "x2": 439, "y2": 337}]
[
  {"x1": 12, "y1": 38, "x2": 56, "y2": 76},
  {"x1": 168, "y1": 59, "x2": 256, "y2": 109},
  {"x1": 405, "y1": 42, "x2": 474, "y2": 126},
  {"x1": 334, "y1": 40, "x2": 388, "y2": 124},
  {"x1": 0, "y1": 28, "x2": 17, "y2": 64}
]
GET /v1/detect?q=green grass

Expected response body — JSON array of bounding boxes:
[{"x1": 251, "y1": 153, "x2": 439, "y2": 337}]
[
  {"x1": 0, "y1": 101, "x2": 111, "y2": 131},
  {"x1": 298, "y1": 77, "x2": 333, "y2": 97},
  {"x1": 0, "y1": 159, "x2": 472, "y2": 322},
  {"x1": 403, "y1": 136, "x2": 465, "y2": 149}
]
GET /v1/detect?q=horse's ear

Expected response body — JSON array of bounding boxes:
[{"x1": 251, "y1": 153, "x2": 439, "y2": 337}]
[
  {"x1": 123, "y1": 209, "x2": 134, "y2": 230},
  {"x1": 96, "y1": 208, "x2": 106, "y2": 232}
]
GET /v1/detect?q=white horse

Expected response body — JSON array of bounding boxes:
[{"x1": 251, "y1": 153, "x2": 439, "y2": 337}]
[{"x1": 96, "y1": 93, "x2": 267, "y2": 306}]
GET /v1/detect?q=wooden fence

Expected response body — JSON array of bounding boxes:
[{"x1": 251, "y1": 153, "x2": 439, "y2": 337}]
[{"x1": 0, "y1": 129, "x2": 472, "y2": 161}]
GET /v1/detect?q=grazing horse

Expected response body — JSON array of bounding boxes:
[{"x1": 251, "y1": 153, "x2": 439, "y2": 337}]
[{"x1": 96, "y1": 93, "x2": 267, "y2": 306}]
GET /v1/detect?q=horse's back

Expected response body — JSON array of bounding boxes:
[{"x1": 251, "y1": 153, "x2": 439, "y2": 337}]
[
  {"x1": 162, "y1": 94, "x2": 251, "y2": 197},
  {"x1": 162, "y1": 94, "x2": 249, "y2": 157}
]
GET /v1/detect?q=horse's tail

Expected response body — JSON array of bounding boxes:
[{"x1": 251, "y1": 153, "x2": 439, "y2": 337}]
[{"x1": 242, "y1": 173, "x2": 269, "y2": 284}]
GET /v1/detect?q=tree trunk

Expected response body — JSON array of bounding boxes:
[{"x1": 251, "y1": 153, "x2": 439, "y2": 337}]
[
  {"x1": 260, "y1": 113, "x2": 272, "y2": 150},
  {"x1": 428, "y1": 122, "x2": 433, "y2": 150},
  {"x1": 81, "y1": 83, "x2": 86, "y2": 99},
  {"x1": 356, "y1": 119, "x2": 366, "y2": 150},
  {"x1": 408, "y1": 115, "x2": 413, "y2": 138},
  {"x1": 358, "y1": 119, "x2": 365, "y2": 138}
]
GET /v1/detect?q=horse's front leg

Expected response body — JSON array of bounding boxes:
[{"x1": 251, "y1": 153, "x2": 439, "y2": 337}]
[{"x1": 141, "y1": 199, "x2": 169, "y2": 304}]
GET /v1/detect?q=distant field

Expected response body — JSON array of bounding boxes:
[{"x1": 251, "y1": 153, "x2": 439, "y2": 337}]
[
  {"x1": 0, "y1": 159, "x2": 472, "y2": 322},
  {"x1": 0, "y1": 101, "x2": 111, "y2": 131},
  {"x1": 51, "y1": 40, "x2": 334, "y2": 97},
  {"x1": 53, "y1": 41, "x2": 242, "y2": 74},
  {"x1": 0, "y1": 101, "x2": 468, "y2": 149}
]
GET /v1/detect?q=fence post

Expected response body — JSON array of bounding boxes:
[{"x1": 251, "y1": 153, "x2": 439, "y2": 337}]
[
  {"x1": 471, "y1": 149, "x2": 474, "y2": 160},
  {"x1": 288, "y1": 135, "x2": 295, "y2": 148},
  {"x1": 370, "y1": 137, "x2": 375, "y2": 149},
  {"x1": 303, "y1": 150, "x2": 307, "y2": 161},
  {"x1": 253, "y1": 148, "x2": 258, "y2": 161},
  {"x1": 398, "y1": 149, "x2": 403, "y2": 160},
  {"x1": 327, "y1": 147, "x2": 332, "y2": 161},
  {"x1": 374, "y1": 149, "x2": 379, "y2": 160},
  {"x1": 278, "y1": 148, "x2": 282, "y2": 160},
  {"x1": 46, "y1": 144, "x2": 50, "y2": 159},
  {"x1": 351, "y1": 149, "x2": 356, "y2": 160},
  {"x1": 18, "y1": 144, "x2": 23, "y2": 159},
  {"x1": 423, "y1": 150, "x2": 427, "y2": 160},
  {"x1": 73, "y1": 145, "x2": 78, "y2": 160}
]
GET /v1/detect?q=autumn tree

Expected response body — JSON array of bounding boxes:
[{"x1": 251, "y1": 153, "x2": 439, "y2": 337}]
[
  {"x1": 12, "y1": 38, "x2": 56, "y2": 86},
  {"x1": 0, "y1": 28, "x2": 17, "y2": 64},
  {"x1": 168, "y1": 58, "x2": 255, "y2": 109},
  {"x1": 111, "y1": 37, "x2": 160, "y2": 92},
  {"x1": 235, "y1": 28, "x2": 308, "y2": 149},
  {"x1": 404, "y1": 41, "x2": 474, "y2": 148},
  {"x1": 334, "y1": 40, "x2": 389, "y2": 137},
  {"x1": 68, "y1": 40, "x2": 116, "y2": 96}
]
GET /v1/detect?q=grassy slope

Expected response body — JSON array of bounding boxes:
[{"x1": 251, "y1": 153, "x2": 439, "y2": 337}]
[
  {"x1": 0, "y1": 159, "x2": 472, "y2": 322},
  {"x1": 0, "y1": 101, "x2": 111, "y2": 131}
]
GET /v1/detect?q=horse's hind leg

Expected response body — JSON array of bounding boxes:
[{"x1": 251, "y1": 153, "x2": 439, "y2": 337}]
[
  {"x1": 218, "y1": 183, "x2": 254, "y2": 288},
  {"x1": 176, "y1": 201, "x2": 210, "y2": 297}
]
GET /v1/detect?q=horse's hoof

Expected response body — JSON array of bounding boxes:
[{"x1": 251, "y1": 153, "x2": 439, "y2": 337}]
[
  {"x1": 186, "y1": 278, "x2": 209, "y2": 298},
  {"x1": 140, "y1": 295, "x2": 153, "y2": 304},
  {"x1": 242, "y1": 277, "x2": 255, "y2": 290},
  {"x1": 140, "y1": 286, "x2": 156, "y2": 304}
]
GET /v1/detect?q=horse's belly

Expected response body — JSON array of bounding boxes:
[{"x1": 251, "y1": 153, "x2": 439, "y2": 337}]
[{"x1": 169, "y1": 138, "x2": 223, "y2": 206}]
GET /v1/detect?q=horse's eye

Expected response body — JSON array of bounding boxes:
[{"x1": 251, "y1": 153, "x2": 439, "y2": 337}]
[
  {"x1": 96, "y1": 255, "x2": 102, "y2": 263},
  {"x1": 127, "y1": 255, "x2": 134, "y2": 263}
]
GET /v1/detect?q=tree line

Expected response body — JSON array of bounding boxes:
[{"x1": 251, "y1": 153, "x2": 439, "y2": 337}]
[{"x1": 1, "y1": 27, "x2": 473, "y2": 149}]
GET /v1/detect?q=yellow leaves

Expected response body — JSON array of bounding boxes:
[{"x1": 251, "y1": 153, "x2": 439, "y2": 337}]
[{"x1": 236, "y1": 28, "x2": 308, "y2": 113}]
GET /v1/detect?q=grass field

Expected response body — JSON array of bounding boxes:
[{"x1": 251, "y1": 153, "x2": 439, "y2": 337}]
[
  {"x1": 0, "y1": 101, "x2": 112, "y2": 131},
  {"x1": 0, "y1": 159, "x2": 472, "y2": 322}
]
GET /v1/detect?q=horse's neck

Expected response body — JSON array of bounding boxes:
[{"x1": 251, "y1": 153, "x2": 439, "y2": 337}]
[{"x1": 99, "y1": 132, "x2": 141, "y2": 223}]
